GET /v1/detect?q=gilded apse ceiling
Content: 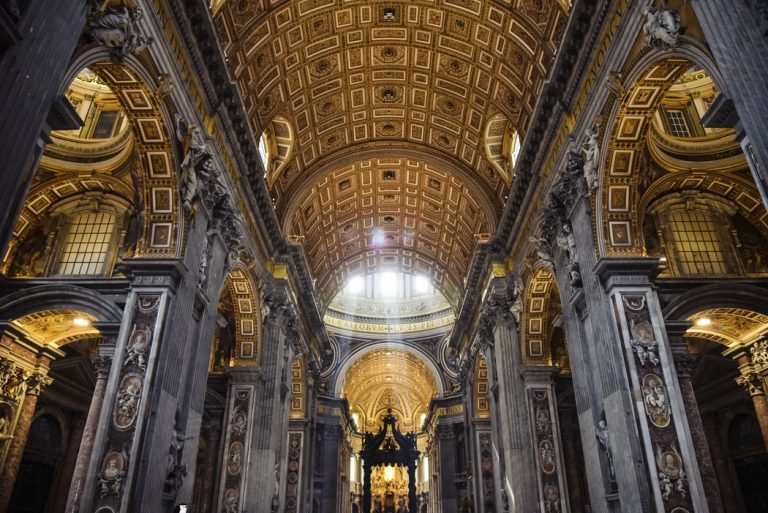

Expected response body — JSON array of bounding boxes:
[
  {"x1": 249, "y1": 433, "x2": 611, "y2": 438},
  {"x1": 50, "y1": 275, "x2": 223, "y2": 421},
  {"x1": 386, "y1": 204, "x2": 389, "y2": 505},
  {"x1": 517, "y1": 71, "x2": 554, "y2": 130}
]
[
  {"x1": 687, "y1": 308, "x2": 768, "y2": 346},
  {"x1": 342, "y1": 348, "x2": 438, "y2": 431},
  {"x1": 214, "y1": 0, "x2": 569, "y2": 303}
]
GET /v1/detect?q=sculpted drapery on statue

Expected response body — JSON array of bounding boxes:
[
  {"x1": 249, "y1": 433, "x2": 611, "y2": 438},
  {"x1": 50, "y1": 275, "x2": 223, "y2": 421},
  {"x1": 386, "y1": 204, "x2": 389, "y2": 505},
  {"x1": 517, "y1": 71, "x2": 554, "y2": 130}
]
[{"x1": 87, "y1": 3, "x2": 153, "y2": 59}]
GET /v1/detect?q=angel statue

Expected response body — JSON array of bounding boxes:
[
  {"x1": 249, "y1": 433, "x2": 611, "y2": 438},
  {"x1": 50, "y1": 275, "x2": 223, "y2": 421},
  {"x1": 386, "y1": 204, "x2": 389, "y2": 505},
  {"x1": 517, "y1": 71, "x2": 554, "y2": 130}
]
[
  {"x1": 175, "y1": 114, "x2": 209, "y2": 214},
  {"x1": 509, "y1": 276, "x2": 524, "y2": 324},
  {"x1": 581, "y1": 126, "x2": 600, "y2": 192},
  {"x1": 529, "y1": 236, "x2": 555, "y2": 271},
  {"x1": 642, "y1": 6, "x2": 680, "y2": 47}
]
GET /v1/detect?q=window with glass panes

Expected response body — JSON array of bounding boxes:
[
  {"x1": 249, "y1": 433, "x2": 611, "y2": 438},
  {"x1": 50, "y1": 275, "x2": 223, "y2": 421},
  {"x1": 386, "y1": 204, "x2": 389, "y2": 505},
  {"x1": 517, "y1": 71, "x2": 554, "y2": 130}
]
[
  {"x1": 668, "y1": 210, "x2": 729, "y2": 274},
  {"x1": 56, "y1": 212, "x2": 116, "y2": 275},
  {"x1": 665, "y1": 110, "x2": 691, "y2": 137}
]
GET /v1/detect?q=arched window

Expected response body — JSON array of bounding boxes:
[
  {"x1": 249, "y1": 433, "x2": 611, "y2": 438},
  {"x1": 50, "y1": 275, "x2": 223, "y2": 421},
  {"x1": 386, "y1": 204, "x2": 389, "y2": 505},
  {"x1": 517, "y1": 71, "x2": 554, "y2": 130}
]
[
  {"x1": 510, "y1": 129, "x2": 522, "y2": 167},
  {"x1": 258, "y1": 131, "x2": 270, "y2": 172},
  {"x1": 648, "y1": 192, "x2": 741, "y2": 276},
  {"x1": 46, "y1": 193, "x2": 132, "y2": 277}
]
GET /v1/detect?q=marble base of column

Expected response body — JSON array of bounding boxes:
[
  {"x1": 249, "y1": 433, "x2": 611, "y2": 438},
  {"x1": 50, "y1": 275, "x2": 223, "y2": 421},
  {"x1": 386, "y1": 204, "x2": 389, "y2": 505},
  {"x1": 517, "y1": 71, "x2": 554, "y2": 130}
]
[
  {"x1": 65, "y1": 356, "x2": 110, "y2": 513},
  {"x1": 0, "y1": 393, "x2": 41, "y2": 512}
]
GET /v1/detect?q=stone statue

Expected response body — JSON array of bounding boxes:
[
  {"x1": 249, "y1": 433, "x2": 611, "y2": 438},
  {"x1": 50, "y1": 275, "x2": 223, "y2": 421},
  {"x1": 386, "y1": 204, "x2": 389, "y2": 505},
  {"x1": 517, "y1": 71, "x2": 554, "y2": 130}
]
[
  {"x1": 642, "y1": 7, "x2": 680, "y2": 46},
  {"x1": 176, "y1": 114, "x2": 211, "y2": 214},
  {"x1": 581, "y1": 126, "x2": 600, "y2": 192},
  {"x1": 556, "y1": 222, "x2": 581, "y2": 286},
  {"x1": 529, "y1": 236, "x2": 555, "y2": 271},
  {"x1": 197, "y1": 236, "x2": 211, "y2": 290},
  {"x1": 509, "y1": 276, "x2": 524, "y2": 324},
  {"x1": 595, "y1": 419, "x2": 615, "y2": 481},
  {"x1": 165, "y1": 413, "x2": 193, "y2": 498},
  {"x1": 0, "y1": 409, "x2": 12, "y2": 442},
  {"x1": 88, "y1": 7, "x2": 153, "y2": 58},
  {"x1": 271, "y1": 464, "x2": 281, "y2": 512}
]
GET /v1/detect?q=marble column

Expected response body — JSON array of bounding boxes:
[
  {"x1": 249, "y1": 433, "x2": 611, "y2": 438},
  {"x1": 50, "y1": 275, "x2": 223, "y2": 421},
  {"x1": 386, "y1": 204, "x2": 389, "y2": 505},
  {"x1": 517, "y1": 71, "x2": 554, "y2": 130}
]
[
  {"x1": 691, "y1": 0, "x2": 768, "y2": 208},
  {"x1": 198, "y1": 422, "x2": 221, "y2": 513},
  {"x1": 49, "y1": 413, "x2": 86, "y2": 513},
  {"x1": 597, "y1": 258, "x2": 709, "y2": 513},
  {"x1": 0, "y1": 0, "x2": 90, "y2": 255},
  {"x1": 540, "y1": 168, "x2": 653, "y2": 512},
  {"x1": 480, "y1": 279, "x2": 538, "y2": 513},
  {"x1": 65, "y1": 355, "x2": 112, "y2": 513},
  {"x1": 523, "y1": 366, "x2": 571, "y2": 513},
  {"x1": 667, "y1": 321, "x2": 724, "y2": 513},
  {"x1": 701, "y1": 414, "x2": 741, "y2": 513},
  {"x1": 734, "y1": 363, "x2": 768, "y2": 448},
  {"x1": 0, "y1": 372, "x2": 51, "y2": 512},
  {"x1": 558, "y1": 399, "x2": 588, "y2": 513},
  {"x1": 241, "y1": 283, "x2": 296, "y2": 513}
]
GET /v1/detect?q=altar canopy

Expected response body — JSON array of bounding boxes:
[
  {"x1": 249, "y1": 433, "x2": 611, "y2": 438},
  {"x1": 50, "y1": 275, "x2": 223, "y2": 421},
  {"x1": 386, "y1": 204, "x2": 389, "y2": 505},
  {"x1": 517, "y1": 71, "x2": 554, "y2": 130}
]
[{"x1": 360, "y1": 410, "x2": 420, "y2": 513}]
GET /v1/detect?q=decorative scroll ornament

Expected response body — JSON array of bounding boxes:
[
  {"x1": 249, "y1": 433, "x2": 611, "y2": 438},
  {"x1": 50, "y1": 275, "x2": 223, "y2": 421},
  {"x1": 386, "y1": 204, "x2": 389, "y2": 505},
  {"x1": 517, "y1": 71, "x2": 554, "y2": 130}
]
[
  {"x1": 97, "y1": 450, "x2": 127, "y2": 497},
  {"x1": 642, "y1": 7, "x2": 680, "y2": 46},
  {"x1": 629, "y1": 320, "x2": 660, "y2": 367},
  {"x1": 581, "y1": 126, "x2": 600, "y2": 193},
  {"x1": 88, "y1": 6, "x2": 153, "y2": 59},
  {"x1": 656, "y1": 444, "x2": 688, "y2": 501}
]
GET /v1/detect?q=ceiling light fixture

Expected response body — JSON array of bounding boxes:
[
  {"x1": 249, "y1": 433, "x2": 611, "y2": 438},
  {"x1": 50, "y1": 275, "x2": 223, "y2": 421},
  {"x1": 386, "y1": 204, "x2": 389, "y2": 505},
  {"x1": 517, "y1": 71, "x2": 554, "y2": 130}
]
[
  {"x1": 695, "y1": 317, "x2": 712, "y2": 327},
  {"x1": 73, "y1": 317, "x2": 90, "y2": 327}
]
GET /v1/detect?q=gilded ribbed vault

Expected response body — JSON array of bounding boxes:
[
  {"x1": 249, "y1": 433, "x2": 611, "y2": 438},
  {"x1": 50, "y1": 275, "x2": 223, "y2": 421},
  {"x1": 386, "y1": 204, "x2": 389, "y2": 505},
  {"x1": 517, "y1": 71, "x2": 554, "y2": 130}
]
[{"x1": 214, "y1": 0, "x2": 570, "y2": 302}]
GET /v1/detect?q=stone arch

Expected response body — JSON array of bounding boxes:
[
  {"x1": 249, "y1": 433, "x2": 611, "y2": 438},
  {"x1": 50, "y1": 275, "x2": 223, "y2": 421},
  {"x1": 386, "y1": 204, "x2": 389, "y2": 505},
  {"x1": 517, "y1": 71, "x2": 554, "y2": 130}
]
[
  {"x1": 332, "y1": 341, "x2": 446, "y2": 398},
  {"x1": 221, "y1": 266, "x2": 262, "y2": 364},
  {"x1": 56, "y1": 48, "x2": 183, "y2": 258},
  {"x1": 663, "y1": 283, "x2": 768, "y2": 321},
  {"x1": 522, "y1": 267, "x2": 562, "y2": 364},
  {"x1": 596, "y1": 41, "x2": 725, "y2": 256},
  {"x1": 0, "y1": 284, "x2": 123, "y2": 324}
]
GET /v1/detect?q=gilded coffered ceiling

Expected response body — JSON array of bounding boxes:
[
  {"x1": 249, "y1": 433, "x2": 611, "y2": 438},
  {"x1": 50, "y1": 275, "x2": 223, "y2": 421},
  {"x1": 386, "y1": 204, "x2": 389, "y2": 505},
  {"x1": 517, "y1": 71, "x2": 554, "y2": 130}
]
[
  {"x1": 285, "y1": 157, "x2": 493, "y2": 307},
  {"x1": 214, "y1": 0, "x2": 569, "y2": 301},
  {"x1": 11, "y1": 310, "x2": 99, "y2": 347},
  {"x1": 342, "y1": 349, "x2": 438, "y2": 432},
  {"x1": 687, "y1": 308, "x2": 768, "y2": 346}
]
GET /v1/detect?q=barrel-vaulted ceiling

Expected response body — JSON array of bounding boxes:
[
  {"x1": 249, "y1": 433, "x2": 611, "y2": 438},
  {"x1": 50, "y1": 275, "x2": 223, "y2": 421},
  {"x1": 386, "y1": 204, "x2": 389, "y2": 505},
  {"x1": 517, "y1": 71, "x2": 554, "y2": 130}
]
[{"x1": 214, "y1": 0, "x2": 569, "y2": 306}]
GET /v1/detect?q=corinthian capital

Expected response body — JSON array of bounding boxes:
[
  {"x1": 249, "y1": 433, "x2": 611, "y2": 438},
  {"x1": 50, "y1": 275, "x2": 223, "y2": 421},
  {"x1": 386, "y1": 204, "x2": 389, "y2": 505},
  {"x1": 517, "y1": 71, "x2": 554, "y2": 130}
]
[
  {"x1": 736, "y1": 370, "x2": 765, "y2": 396},
  {"x1": 24, "y1": 372, "x2": 52, "y2": 396}
]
